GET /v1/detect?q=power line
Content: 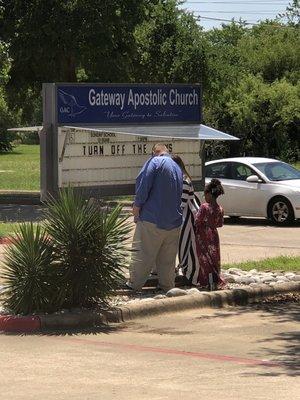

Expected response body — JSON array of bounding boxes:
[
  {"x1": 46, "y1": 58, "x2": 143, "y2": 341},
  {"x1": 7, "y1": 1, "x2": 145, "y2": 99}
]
[
  {"x1": 185, "y1": 1, "x2": 288, "y2": 3},
  {"x1": 196, "y1": 15, "x2": 259, "y2": 25},
  {"x1": 193, "y1": 11, "x2": 284, "y2": 14},
  {"x1": 195, "y1": 15, "x2": 292, "y2": 26}
]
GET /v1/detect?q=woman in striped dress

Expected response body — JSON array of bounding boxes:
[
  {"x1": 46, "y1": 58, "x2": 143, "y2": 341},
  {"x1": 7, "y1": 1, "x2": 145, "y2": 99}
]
[{"x1": 172, "y1": 155, "x2": 201, "y2": 285}]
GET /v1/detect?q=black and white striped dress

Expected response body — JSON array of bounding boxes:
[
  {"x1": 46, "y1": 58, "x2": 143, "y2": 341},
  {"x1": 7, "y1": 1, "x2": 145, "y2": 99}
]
[{"x1": 178, "y1": 178, "x2": 201, "y2": 285}]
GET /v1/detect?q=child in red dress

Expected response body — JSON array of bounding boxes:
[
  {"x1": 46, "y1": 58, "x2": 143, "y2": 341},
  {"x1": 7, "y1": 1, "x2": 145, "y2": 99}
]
[{"x1": 195, "y1": 179, "x2": 225, "y2": 290}]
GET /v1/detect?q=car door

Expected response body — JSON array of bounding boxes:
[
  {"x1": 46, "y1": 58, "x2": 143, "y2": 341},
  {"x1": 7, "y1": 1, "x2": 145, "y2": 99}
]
[
  {"x1": 227, "y1": 162, "x2": 268, "y2": 216},
  {"x1": 205, "y1": 161, "x2": 234, "y2": 215}
]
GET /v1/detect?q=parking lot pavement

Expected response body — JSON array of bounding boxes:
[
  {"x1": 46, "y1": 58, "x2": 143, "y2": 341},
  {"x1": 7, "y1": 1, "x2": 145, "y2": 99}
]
[
  {"x1": 0, "y1": 302, "x2": 299, "y2": 400},
  {"x1": 220, "y1": 217, "x2": 300, "y2": 263},
  {"x1": 1, "y1": 215, "x2": 300, "y2": 270}
]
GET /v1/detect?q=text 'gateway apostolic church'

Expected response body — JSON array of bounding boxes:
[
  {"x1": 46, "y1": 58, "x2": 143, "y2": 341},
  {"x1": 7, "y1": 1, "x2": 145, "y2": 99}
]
[{"x1": 88, "y1": 88, "x2": 200, "y2": 110}]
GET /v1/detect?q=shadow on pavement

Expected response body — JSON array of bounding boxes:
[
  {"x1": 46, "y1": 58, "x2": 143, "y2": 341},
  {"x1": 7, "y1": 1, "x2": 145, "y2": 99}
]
[
  {"x1": 194, "y1": 297, "x2": 300, "y2": 377},
  {"x1": 2, "y1": 323, "x2": 126, "y2": 337}
]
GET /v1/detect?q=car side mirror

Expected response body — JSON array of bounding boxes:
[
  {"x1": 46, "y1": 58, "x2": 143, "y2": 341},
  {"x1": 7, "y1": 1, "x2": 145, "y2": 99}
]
[{"x1": 246, "y1": 175, "x2": 262, "y2": 183}]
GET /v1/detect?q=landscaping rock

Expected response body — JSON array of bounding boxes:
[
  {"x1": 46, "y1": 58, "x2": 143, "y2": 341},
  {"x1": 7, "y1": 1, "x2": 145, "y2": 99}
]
[
  {"x1": 153, "y1": 294, "x2": 167, "y2": 300},
  {"x1": 222, "y1": 274, "x2": 236, "y2": 283},
  {"x1": 284, "y1": 272, "x2": 295, "y2": 279},
  {"x1": 244, "y1": 276, "x2": 257, "y2": 284},
  {"x1": 233, "y1": 276, "x2": 244, "y2": 284},
  {"x1": 166, "y1": 288, "x2": 188, "y2": 297},
  {"x1": 291, "y1": 275, "x2": 300, "y2": 282},
  {"x1": 227, "y1": 268, "x2": 243, "y2": 275},
  {"x1": 249, "y1": 269, "x2": 258, "y2": 274},
  {"x1": 186, "y1": 288, "x2": 201, "y2": 295},
  {"x1": 275, "y1": 276, "x2": 289, "y2": 282},
  {"x1": 261, "y1": 276, "x2": 275, "y2": 283}
]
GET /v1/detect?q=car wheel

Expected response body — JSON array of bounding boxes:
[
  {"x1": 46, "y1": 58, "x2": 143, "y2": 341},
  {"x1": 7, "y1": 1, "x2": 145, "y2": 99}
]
[{"x1": 268, "y1": 197, "x2": 294, "y2": 225}]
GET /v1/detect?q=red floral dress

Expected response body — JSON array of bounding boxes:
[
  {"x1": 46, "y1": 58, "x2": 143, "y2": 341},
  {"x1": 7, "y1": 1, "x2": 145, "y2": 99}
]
[{"x1": 195, "y1": 202, "x2": 225, "y2": 288}]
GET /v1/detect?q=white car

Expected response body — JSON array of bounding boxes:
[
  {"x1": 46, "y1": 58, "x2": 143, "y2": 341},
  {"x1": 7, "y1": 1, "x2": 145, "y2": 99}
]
[{"x1": 205, "y1": 157, "x2": 300, "y2": 225}]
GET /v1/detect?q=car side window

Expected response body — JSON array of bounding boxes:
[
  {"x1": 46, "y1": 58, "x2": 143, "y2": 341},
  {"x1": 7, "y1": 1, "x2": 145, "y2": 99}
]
[
  {"x1": 230, "y1": 162, "x2": 256, "y2": 181},
  {"x1": 205, "y1": 162, "x2": 231, "y2": 179}
]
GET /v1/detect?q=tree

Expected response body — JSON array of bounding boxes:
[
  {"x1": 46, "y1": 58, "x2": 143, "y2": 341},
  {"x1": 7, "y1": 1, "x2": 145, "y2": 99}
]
[
  {"x1": 0, "y1": 40, "x2": 17, "y2": 152},
  {"x1": 202, "y1": 23, "x2": 248, "y2": 157},
  {"x1": 0, "y1": 0, "x2": 157, "y2": 121},
  {"x1": 279, "y1": 0, "x2": 300, "y2": 27},
  {"x1": 237, "y1": 23, "x2": 300, "y2": 83},
  {"x1": 227, "y1": 75, "x2": 300, "y2": 161},
  {"x1": 134, "y1": 0, "x2": 208, "y2": 84}
]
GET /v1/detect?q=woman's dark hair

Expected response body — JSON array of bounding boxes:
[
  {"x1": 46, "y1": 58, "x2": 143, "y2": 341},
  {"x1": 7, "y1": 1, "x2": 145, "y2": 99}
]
[
  {"x1": 205, "y1": 178, "x2": 224, "y2": 198},
  {"x1": 171, "y1": 154, "x2": 192, "y2": 180}
]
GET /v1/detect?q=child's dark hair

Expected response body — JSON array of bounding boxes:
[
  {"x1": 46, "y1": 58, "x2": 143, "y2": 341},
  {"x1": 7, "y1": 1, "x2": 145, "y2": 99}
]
[{"x1": 205, "y1": 179, "x2": 224, "y2": 198}]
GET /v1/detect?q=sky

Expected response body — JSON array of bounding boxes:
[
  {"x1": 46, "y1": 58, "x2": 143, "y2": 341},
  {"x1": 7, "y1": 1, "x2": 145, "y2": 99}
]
[{"x1": 180, "y1": 0, "x2": 291, "y2": 30}]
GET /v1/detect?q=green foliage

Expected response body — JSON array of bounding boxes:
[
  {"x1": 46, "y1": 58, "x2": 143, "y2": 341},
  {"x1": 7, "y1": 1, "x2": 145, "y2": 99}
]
[
  {"x1": 223, "y1": 256, "x2": 300, "y2": 273},
  {"x1": 0, "y1": 0, "x2": 299, "y2": 161},
  {"x1": 43, "y1": 188, "x2": 131, "y2": 308},
  {"x1": 279, "y1": 0, "x2": 300, "y2": 27},
  {"x1": 0, "y1": 189, "x2": 132, "y2": 314},
  {"x1": 0, "y1": 223, "x2": 57, "y2": 314},
  {"x1": 226, "y1": 75, "x2": 300, "y2": 161},
  {"x1": 0, "y1": 89, "x2": 19, "y2": 152},
  {"x1": 1, "y1": 0, "x2": 154, "y2": 88},
  {"x1": 237, "y1": 23, "x2": 300, "y2": 83},
  {"x1": 134, "y1": 0, "x2": 208, "y2": 84},
  {"x1": 17, "y1": 131, "x2": 40, "y2": 145},
  {"x1": 203, "y1": 19, "x2": 300, "y2": 161}
]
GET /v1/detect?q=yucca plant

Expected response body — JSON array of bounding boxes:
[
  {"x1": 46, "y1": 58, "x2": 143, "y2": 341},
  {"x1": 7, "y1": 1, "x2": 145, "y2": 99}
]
[
  {"x1": 0, "y1": 223, "x2": 58, "y2": 314},
  {"x1": 43, "y1": 188, "x2": 132, "y2": 308}
]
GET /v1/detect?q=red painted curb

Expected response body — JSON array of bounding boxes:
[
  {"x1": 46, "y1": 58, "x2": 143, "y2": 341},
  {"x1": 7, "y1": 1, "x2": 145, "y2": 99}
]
[
  {"x1": 0, "y1": 237, "x2": 13, "y2": 245},
  {"x1": 0, "y1": 315, "x2": 41, "y2": 332}
]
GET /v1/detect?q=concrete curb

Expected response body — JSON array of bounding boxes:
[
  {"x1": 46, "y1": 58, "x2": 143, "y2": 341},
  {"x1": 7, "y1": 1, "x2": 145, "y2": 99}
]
[
  {"x1": 0, "y1": 282, "x2": 299, "y2": 332},
  {"x1": 104, "y1": 282, "x2": 300, "y2": 323}
]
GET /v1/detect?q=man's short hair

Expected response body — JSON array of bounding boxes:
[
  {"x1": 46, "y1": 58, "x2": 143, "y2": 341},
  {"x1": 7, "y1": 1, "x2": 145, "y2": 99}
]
[{"x1": 152, "y1": 143, "x2": 168, "y2": 156}]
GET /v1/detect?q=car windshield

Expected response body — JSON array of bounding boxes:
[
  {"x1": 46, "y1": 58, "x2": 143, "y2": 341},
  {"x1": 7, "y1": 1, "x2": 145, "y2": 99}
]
[{"x1": 253, "y1": 162, "x2": 300, "y2": 181}]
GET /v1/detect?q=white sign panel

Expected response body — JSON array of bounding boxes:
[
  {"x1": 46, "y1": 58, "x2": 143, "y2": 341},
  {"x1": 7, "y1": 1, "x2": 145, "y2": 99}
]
[{"x1": 58, "y1": 128, "x2": 202, "y2": 189}]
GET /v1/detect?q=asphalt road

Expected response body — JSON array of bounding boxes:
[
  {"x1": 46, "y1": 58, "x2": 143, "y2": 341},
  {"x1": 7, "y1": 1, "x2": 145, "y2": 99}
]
[{"x1": 0, "y1": 301, "x2": 299, "y2": 400}]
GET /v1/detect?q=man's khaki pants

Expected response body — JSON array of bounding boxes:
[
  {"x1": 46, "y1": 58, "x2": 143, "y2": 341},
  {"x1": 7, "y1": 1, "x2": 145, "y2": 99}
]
[{"x1": 129, "y1": 221, "x2": 180, "y2": 292}]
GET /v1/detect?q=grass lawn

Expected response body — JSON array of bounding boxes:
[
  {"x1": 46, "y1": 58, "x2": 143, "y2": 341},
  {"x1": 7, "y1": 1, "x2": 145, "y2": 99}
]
[
  {"x1": 0, "y1": 144, "x2": 40, "y2": 191},
  {"x1": 223, "y1": 256, "x2": 300, "y2": 273}
]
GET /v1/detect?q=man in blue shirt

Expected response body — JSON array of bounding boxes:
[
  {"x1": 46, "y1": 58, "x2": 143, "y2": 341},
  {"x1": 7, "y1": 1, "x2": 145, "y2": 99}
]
[{"x1": 128, "y1": 143, "x2": 183, "y2": 292}]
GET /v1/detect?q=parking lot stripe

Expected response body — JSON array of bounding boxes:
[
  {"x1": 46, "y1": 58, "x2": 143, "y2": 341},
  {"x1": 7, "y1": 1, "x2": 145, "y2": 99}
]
[{"x1": 63, "y1": 337, "x2": 280, "y2": 367}]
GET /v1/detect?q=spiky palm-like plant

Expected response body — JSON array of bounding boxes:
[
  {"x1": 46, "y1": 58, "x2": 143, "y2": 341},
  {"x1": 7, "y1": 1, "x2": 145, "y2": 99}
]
[
  {"x1": 0, "y1": 223, "x2": 57, "y2": 314},
  {"x1": 44, "y1": 188, "x2": 131, "y2": 308}
]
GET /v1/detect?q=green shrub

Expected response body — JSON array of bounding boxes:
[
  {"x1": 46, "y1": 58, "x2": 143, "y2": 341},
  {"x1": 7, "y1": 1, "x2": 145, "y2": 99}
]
[
  {"x1": 17, "y1": 131, "x2": 40, "y2": 145},
  {"x1": 0, "y1": 189, "x2": 131, "y2": 314},
  {"x1": 0, "y1": 131, "x2": 14, "y2": 152},
  {"x1": 0, "y1": 223, "x2": 58, "y2": 314},
  {"x1": 43, "y1": 188, "x2": 131, "y2": 308}
]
